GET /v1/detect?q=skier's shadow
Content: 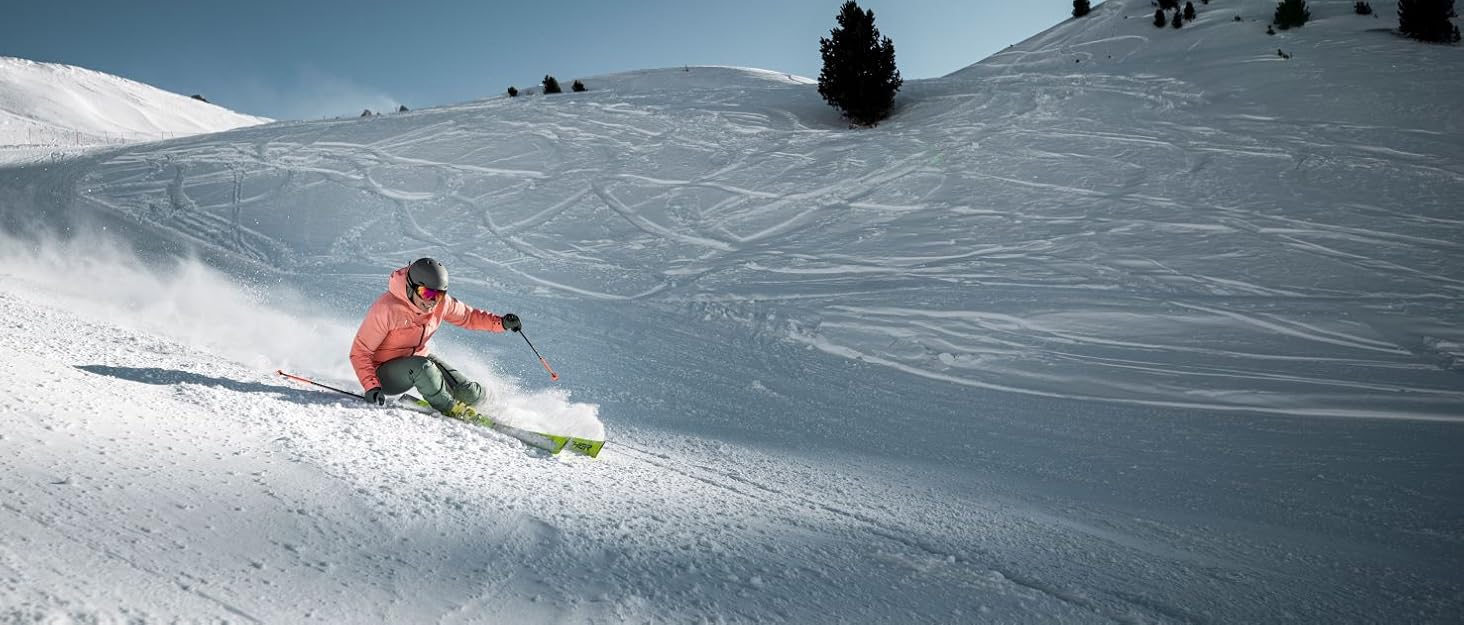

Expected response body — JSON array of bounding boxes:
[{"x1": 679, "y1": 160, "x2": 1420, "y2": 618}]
[{"x1": 75, "y1": 365, "x2": 345, "y2": 406}]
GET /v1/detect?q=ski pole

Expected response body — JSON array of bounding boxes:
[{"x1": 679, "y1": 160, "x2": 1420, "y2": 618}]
[
  {"x1": 277, "y1": 369, "x2": 365, "y2": 399},
  {"x1": 515, "y1": 330, "x2": 559, "y2": 381}
]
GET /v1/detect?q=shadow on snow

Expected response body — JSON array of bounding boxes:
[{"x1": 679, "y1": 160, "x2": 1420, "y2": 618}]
[{"x1": 76, "y1": 365, "x2": 345, "y2": 406}]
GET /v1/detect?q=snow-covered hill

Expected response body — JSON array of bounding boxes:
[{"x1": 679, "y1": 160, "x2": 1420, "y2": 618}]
[
  {"x1": 1, "y1": 2, "x2": 1461, "y2": 623},
  {"x1": 0, "y1": 56, "x2": 269, "y2": 155}
]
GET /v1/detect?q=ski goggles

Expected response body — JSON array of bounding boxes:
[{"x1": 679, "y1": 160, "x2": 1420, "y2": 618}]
[{"x1": 414, "y1": 284, "x2": 445, "y2": 301}]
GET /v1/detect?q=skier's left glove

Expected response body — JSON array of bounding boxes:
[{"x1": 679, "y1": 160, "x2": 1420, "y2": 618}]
[
  {"x1": 502, "y1": 313, "x2": 522, "y2": 332},
  {"x1": 364, "y1": 387, "x2": 386, "y2": 406}
]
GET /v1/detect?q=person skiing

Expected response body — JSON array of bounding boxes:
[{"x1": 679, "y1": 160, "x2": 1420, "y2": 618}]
[{"x1": 349, "y1": 257, "x2": 522, "y2": 417}]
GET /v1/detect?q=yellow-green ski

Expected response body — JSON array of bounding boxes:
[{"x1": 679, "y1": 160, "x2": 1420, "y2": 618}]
[
  {"x1": 398, "y1": 395, "x2": 602, "y2": 457},
  {"x1": 566, "y1": 438, "x2": 605, "y2": 458}
]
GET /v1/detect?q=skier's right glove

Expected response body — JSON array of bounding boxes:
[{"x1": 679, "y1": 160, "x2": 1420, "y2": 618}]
[
  {"x1": 364, "y1": 387, "x2": 386, "y2": 406},
  {"x1": 502, "y1": 313, "x2": 522, "y2": 333}
]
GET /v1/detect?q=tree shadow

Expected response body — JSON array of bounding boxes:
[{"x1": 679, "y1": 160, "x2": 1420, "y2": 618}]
[{"x1": 75, "y1": 365, "x2": 346, "y2": 406}]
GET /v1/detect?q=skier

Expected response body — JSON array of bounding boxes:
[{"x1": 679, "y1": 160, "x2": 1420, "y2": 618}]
[{"x1": 349, "y1": 258, "x2": 522, "y2": 417}]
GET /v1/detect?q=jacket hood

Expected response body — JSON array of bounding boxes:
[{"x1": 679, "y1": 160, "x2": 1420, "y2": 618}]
[{"x1": 388, "y1": 266, "x2": 413, "y2": 303}]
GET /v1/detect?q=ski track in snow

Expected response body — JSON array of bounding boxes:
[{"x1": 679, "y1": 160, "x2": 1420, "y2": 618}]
[{"x1": 64, "y1": 77, "x2": 1464, "y2": 423}]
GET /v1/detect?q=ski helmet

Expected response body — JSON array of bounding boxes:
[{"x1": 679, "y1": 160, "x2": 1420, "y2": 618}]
[{"x1": 406, "y1": 257, "x2": 449, "y2": 292}]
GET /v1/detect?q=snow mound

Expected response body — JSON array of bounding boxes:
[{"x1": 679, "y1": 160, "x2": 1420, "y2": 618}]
[{"x1": 0, "y1": 56, "x2": 271, "y2": 147}]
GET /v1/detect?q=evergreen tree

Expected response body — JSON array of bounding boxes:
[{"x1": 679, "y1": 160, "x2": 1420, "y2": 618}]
[
  {"x1": 1274, "y1": 0, "x2": 1311, "y2": 29},
  {"x1": 1155, "y1": 8, "x2": 1168, "y2": 27},
  {"x1": 817, "y1": 1, "x2": 903, "y2": 126},
  {"x1": 1160, "y1": 0, "x2": 1179, "y2": 9},
  {"x1": 542, "y1": 75, "x2": 562, "y2": 94},
  {"x1": 1355, "y1": 1, "x2": 1374, "y2": 15},
  {"x1": 1073, "y1": 0, "x2": 1091, "y2": 18},
  {"x1": 1173, "y1": 9, "x2": 1185, "y2": 27},
  {"x1": 1398, "y1": 0, "x2": 1459, "y2": 42},
  {"x1": 508, "y1": 86, "x2": 518, "y2": 97},
  {"x1": 572, "y1": 79, "x2": 587, "y2": 92},
  {"x1": 1185, "y1": 2, "x2": 1197, "y2": 20}
]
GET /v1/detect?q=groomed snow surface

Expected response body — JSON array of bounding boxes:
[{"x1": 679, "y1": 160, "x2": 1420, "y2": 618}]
[{"x1": 1, "y1": 1, "x2": 1461, "y2": 623}]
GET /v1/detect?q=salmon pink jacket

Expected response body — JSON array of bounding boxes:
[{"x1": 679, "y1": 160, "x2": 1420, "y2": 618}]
[{"x1": 350, "y1": 265, "x2": 505, "y2": 390}]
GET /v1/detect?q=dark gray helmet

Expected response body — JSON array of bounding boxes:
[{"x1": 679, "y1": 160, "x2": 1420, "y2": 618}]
[{"x1": 406, "y1": 257, "x2": 449, "y2": 291}]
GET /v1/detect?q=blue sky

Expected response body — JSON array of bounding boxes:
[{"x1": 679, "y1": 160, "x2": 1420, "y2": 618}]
[{"x1": 2, "y1": 0, "x2": 1068, "y2": 120}]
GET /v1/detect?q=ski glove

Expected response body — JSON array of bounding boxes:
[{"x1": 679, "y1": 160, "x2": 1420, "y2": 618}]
[
  {"x1": 502, "y1": 313, "x2": 522, "y2": 332},
  {"x1": 364, "y1": 387, "x2": 386, "y2": 406}
]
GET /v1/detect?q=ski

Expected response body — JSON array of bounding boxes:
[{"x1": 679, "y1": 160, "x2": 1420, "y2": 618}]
[
  {"x1": 277, "y1": 370, "x2": 604, "y2": 457},
  {"x1": 393, "y1": 394, "x2": 587, "y2": 456}
]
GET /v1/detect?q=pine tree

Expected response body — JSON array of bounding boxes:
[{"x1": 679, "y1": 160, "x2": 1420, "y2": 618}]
[
  {"x1": 1173, "y1": 9, "x2": 1185, "y2": 27},
  {"x1": 1155, "y1": 8, "x2": 1168, "y2": 27},
  {"x1": 542, "y1": 75, "x2": 563, "y2": 94},
  {"x1": 507, "y1": 86, "x2": 518, "y2": 97},
  {"x1": 1073, "y1": 0, "x2": 1091, "y2": 18},
  {"x1": 572, "y1": 79, "x2": 587, "y2": 92},
  {"x1": 1185, "y1": 1, "x2": 1197, "y2": 20},
  {"x1": 817, "y1": 1, "x2": 903, "y2": 126},
  {"x1": 1398, "y1": 0, "x2": 1459, "y2": 42},
  {"x1": 1274, "y1": 0, "x2": 1311, "y2": 29},
  {"x1": 1160, "y1": 0, "x2": 1179, "y2": 10}
]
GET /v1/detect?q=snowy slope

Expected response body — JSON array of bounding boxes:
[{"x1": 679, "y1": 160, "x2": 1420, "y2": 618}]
[
  {"x1": 0, "y1": 56, "x2": 270, "y2": 152},
  {"x1": 1, "y1": 2, "x2": 1462, "y2": 624}
]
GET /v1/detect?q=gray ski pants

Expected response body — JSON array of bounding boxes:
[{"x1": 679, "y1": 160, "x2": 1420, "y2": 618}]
[{"x1": 375, "y1": 354, "x2": 484, "y2": 413}]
